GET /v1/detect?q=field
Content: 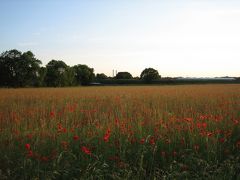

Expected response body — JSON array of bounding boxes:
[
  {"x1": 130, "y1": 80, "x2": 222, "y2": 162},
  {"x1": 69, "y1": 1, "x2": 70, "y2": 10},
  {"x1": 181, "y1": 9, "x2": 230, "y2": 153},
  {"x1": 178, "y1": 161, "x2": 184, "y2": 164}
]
[{"x1": 0, "y1": 85, "x2": 240, "y2": 179}]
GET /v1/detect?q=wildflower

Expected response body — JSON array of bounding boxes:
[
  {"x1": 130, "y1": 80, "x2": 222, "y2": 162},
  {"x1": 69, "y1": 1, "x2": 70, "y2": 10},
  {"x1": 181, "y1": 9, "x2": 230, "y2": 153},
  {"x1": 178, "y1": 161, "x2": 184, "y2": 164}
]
[
  {"x1": 207, "y1": 132, "x2": 213, "y2": 137},
  {"x1": 202, "y1": 122, "x2": 207, "y2": 129},
  {"x1": 57, "y1": 123, "x2": 62, "y2": 131},
  {"x1": 233, "y1": 120, "x2": 239, "y2": 125},
  {"x1": 197, "y1": 123, "x2": 202, "y2": 129},
  {"x1": 103, "y1": 128, "x2": 111, "y2": 142},
  {"x1": 50, "y1": 111, "x2": 55, "y2": 118},
  {"x1": 130, "y1": 137, "x2": 136, "y2": 144},
  {"x1": 185, "y1": 117, "x2": 193, "y2": 122},
  {"x1": 103, "y1": 133, "x2": 110, "y2": 142},
  {"x1": 81, "y1": 146, "x2": 91, "y2": 155},
  {"x1": 25, "y1": 143, "x2": 31, "y2": 151},
  {"x1": 26, "y1": 133, "x2": 33, "y2": 139},
  {"x1": 140, "y1": 138, "x2": 145, "y2": 144},
  {"x1": 27, "y1": 150, "x2": 33, "y2": 157},
  {"x1": 181, "y1": 138, "x2": 185, "y2": 145},
  {"x1": 73, "y1": 135, "x2": 79, "y2": 141},
  {"x1": 200, "y1": 115, "x2": 207, "y2": 120},
  {"x1": 219, "y1": 138, "x2": 225, "y2": 143},
  {"x1": 70, "y1": 128, "x2": 75, "y2": 133},
  {"x1": 57, "y1": 123, "x2": 67, "y2": 133},
  {"x1": 62, "y1": 128, "x2": 67, "y2": 133},
  {"x1": 115, "y1": 118, "x2": 119, "y2": 126},
  {"x1": 41, "y1": 156, "x2": 49, "y2": 162},
  {"x1": 149, "y1": 137, "x2": 155, "y2": 145},
  {"x1": 61, "y1": 141, "x2": 69, "y2": 150},
  {"x1": 13, "y1": 130, "x2": 20, "y2": 135}
]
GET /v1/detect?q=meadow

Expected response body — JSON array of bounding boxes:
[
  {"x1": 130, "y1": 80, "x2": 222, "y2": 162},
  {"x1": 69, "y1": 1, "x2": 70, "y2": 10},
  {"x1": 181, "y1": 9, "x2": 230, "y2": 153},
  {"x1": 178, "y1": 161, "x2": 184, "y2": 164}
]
[{"x1": 0, "y1": 85, "x2": 240, "y2": 179}]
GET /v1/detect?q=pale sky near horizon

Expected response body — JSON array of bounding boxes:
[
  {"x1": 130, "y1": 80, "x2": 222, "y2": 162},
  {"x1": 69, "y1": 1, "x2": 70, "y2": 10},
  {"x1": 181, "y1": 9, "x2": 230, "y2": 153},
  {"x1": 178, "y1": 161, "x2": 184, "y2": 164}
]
[{"x1": 0, "y1": 0, "x2": 240, "y2": 77}]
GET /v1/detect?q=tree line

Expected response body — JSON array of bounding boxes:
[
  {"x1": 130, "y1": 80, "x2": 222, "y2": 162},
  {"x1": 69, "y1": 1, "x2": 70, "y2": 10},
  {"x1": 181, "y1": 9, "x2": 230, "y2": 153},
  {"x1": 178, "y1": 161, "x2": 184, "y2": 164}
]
[{"x1": 0, "y1": 49, "x2": 161, "y2": 87}]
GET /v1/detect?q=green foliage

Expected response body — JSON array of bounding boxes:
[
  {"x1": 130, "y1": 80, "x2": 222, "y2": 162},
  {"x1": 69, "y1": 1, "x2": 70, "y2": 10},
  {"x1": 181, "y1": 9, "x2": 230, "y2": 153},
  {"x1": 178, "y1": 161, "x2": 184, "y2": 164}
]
[
  {"x1": 96, "y1": 73, "x2": 108, "y2": 80},
  {"x1": 140, "y1": 68, "x2": 161, "y2": 83},
  {"x1": 44, "y1": 60, "x2": 74, "y2": 87},
  {"x1": 0, "y1": 49, "x2": 97, "y2": 87},
  {"x1": 36, "y1": 67, "x2": 47, "y2": 87},
  {"x1": 73, "y1": 64, "x2": 95, "y2": 85},
  {"x1": 115, "y1": 72, "x2": 133, "y2": 79},
  {"x1": 0, "y1": 49, "x2": 42, "y2": 87}
]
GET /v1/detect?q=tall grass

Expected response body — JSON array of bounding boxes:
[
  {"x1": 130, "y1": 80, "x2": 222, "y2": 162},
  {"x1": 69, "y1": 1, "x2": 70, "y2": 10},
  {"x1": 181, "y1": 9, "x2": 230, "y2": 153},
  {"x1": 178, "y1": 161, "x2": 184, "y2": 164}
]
[{"x1": 0, "y1": 85, "x2": 240, "y2": 179}]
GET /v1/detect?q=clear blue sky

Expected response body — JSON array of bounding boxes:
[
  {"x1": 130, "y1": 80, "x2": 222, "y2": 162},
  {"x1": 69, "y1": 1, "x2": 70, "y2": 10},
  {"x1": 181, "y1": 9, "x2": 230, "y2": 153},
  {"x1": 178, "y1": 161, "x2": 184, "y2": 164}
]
[{"x1": 1, "y1": 0, "x2": 240, "y2": 77}]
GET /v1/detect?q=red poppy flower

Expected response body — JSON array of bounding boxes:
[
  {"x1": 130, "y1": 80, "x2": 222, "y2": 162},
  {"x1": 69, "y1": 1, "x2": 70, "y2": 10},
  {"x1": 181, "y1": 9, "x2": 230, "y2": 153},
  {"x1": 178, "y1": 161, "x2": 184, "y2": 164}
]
[
  {"x1": 207, "y1": 132, "x2": 213, "y2": 137},
  {"x1": 81, "y1": 146, "x2": 91, "y2": 155},
  {"x1": 26, "y1": 134, "x2": 33, "y2": 139},
  {"x1": 197, "y1": 123, "x2": 202, "y2": 129},
  {"x1": 41, "y1": 156, "x2": 49, "y2": 162},
  {"x1": 61, "y1": 141, "x2": 69, "y2": 150},
  {"x1": 140, "y1": 138, "x2": 145, "y2": 144},
  {"x1": 25, "y1": 143, "x2": 31, "y2": 151},
  {"x1": 233, "y1": 120, "x2": 239, "y2": 125},
  {"x1": 181, "y1": 138, "x2": 185, "y2": 145},
  {"x1": 50, "y1": 111, "x2": 55, "y2": 118},
  {"x1": 104, "y1": 134, "x2": 110, "y2": 142},
  {"x1": 27, "y1": 150, "x2": 33, "y2": 157},
  {"x1": 219, "y1": 138, "x2": 225, "y2": 143},
  {"x1": 73, "y1": 135, "x2": 79, "y2": 141},
  {"x1": 202, "y1": 122, "x2": 207, "y2": 129},
  {"x1": 103, "y1": 128, "x2": 111, "y2": 142},
  {"x1": 149, "y1": 137, "x2": 155, "y2": 145},
  {"x1": 62, "y1": 128, "x2": 67, "y2": 133}
]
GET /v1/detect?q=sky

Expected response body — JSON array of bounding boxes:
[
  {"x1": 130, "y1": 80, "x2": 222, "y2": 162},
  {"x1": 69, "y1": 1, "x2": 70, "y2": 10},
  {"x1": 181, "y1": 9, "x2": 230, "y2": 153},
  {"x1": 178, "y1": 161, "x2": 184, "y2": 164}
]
[{"x1": 0, "y1": 0, "x2": 240, "y2": 77}]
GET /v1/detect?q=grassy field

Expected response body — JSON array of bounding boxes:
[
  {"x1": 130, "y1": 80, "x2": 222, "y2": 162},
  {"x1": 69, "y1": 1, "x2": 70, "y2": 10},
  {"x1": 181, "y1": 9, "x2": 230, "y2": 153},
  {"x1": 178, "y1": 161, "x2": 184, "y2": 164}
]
[{"x1": 0, "y1": 85, "x2": 240, "y2": 179}]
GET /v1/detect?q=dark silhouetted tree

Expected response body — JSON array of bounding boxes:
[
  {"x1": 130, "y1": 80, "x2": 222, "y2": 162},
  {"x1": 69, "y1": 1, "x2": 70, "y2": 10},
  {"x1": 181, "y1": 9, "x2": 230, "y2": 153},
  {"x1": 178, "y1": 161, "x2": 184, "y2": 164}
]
[
  {"x1": 115, "y1": 72, "x2": 133, "y2": 79},
  {"x1": 96, "y1": 73, "x2": 108, "y2": 80},
  {"x1": 44, "y1": 60, "x2": 71, "y2": 87},
  {"x1": 36, "y1": 67, "x2": 47, "y2": 87},
  {"x1": 140, "y1": 68, "x2": 160, "y2": 83},
  {"x1": 73, "y1": 64, "x2": 94, "y2": 85},
  {"x1": 0, "y1": 49, "x2": 42, "y2": 87}
]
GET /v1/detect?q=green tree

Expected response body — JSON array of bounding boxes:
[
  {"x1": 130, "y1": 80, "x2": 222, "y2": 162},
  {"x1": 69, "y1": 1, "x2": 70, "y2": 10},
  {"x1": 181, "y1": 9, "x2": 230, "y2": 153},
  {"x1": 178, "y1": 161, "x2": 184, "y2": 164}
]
[
  {"x1": 44, "y1": 60, "x2": 70, "y2": 87},
  {"x1": 0, "y1": 49, "x2": 42, "y2": 87},
  {"x1": 18, "y1": 51, "x2": 42, "y2": 86},
  {"x1": 73, "y1": 64, "x2": 94, "y2": 85},
  {"x1": 36, "y1": 67, "x2": 47, "y2": 87},
  {"x1": 66, "y1": 67, "x2": 76, "y2": 86},
  {"x1": 140, "y1": 68, "x2": 161, "y2": 83},
  {"x1": 96, "y1": 73, "x2": 108, "y2": 80},
  {"x1": 115, "y1": 72, "x2": 133, "y2": 79}
]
